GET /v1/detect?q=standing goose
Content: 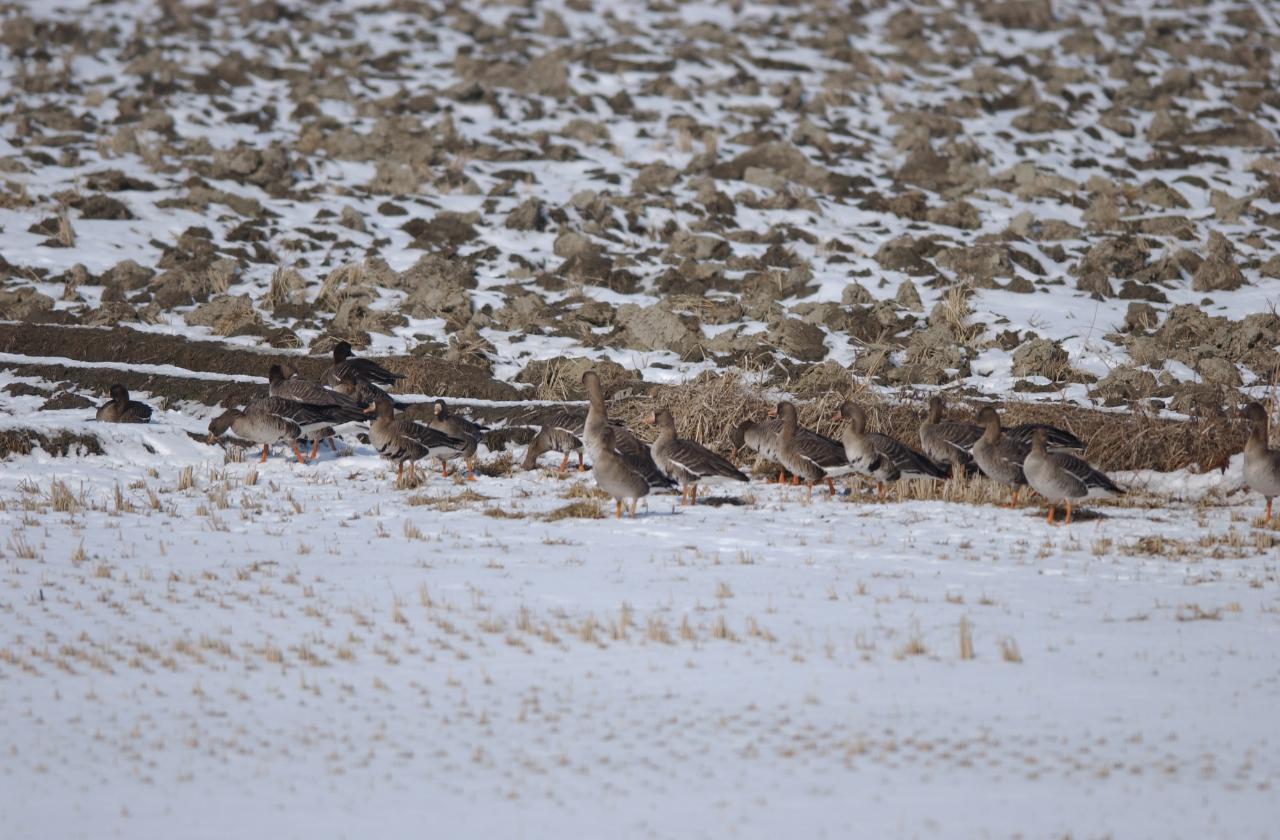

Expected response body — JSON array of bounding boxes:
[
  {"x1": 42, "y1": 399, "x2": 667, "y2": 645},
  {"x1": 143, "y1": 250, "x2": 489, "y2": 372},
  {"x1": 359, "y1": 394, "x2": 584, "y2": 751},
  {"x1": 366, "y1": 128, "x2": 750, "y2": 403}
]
[
  {"x1": 580, "y1": 370, "x2": 674, "y2": 492},
  {"x1": 269, "y1": 364, "x2": 365, "y2": 458},
  {"x1": 835, "y1": 402, "x2": 946, "y2": 499},
  {"x1": 322, "y1": 340, "x2": 404, "y2": 389},
  {"x1": 428, "y1": 399, "x2": 488, "y2": 480},
  {"x1": 95, "y1": 384, "x2": 152, "y2": 423},
  {"x1": 919, "y1": 396, "x2": 981, "y2": 476},
  {"x1": 366, "y1": 395, "x2": 467, "y2": 483},
  {"x1": 207, "y1": 397, "x2": 354, "y2": 464},
  {"x1": 970, "y1": 406, "x2": 1030, "y2": 507},
  {"x1": 591, "y1": 425, "x2": 651, "y2": 518},
  {"x1": 1242, "y1": 402, "x2": 1280, "y2": 520},
  {"x1": 647, "y1": 408, "x2": 748, "y2": 504},
  {"x1": 731, "y1": 416, "x2": 840, "y2": 484},
  {"x1": 772, "y1": 401, "x2": 846, "y2": 499},
  {"x1": 1023, "y1": 428, "x2": 1123, "y2": 524}
]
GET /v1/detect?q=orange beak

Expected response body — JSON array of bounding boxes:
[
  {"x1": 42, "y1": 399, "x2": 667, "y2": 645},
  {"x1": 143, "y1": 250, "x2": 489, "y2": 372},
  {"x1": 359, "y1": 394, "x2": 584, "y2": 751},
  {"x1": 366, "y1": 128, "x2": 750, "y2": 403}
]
[
  {"x1": 363, "y1": 405, "x2": 376, "y2": 415},
  {"x1": 206, "y1": 433, "x2": 216, "y2": 444},
  {"x1": 644, "y1": 412, "x2": 656, "y2": 425}
]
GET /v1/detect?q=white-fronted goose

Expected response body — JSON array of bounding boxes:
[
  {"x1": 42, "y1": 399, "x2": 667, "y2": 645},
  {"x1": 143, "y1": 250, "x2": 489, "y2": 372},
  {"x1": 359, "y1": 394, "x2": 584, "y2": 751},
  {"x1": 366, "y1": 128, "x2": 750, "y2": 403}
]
[
  {"x1": 970, "y1": 406, "x2": 1029, "y2": 507},
  {"x1": 835, "y1": 402, "x2": 946, "y2": 499},
  {"x1": 515, "y1": 406, "x2": 588, "y2": 473},
  {"x1": 647, "y1": 408, "x2": 748, "y2": 504},
  {"x1": 731, "y1": 416, "x2": 841, "y2": 484},
  {"x1": 592, "y1": 425, "x2": 651, "y2": 518},
  {"x1": 1242, "y1": 402, "x2": 1280, "y2": 520},
  {"x1": 428, "y1": 399, "x2": 488, "y2": 480},
  {"x1": 322, "y1": 340, "x2": 403, "y2": 389},
  {"x1": 772, "y1": 401, "x2": 846, "y2": 499},
  {"x1": 95, "y1": 384, "x2": 152, "y2": 423},
  {"x1": 1024, "y1": 428, "x2": 1123, "y2": 524},
  {"x1": 919, "y1": 396, "x2": 981, "y2": 476},
  {"x1": 367, "y1": 395, "x2": 467, "y2": 483},
  {"x1": 207, "y1": 397, "x2": 352, "y2": 464},
  {"x1": 269, "y1": 364, "x2": 365, "y2": 458},
  {"x1": 580, "y1": 370, "x2": 674, "y2": 492}
]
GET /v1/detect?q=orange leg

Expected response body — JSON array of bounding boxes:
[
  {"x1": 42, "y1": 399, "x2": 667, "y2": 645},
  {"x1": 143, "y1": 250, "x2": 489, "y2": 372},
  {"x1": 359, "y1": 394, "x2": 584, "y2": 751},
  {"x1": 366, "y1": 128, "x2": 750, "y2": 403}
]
[
  {"x1": 292, "y1": 442, "x2": 307, "y2": 465},
  {"x1": 1065, "y1": 501, "x2": 1074, "y2": 525},
  {"x1": 467, "y1": 459, "x2": 476, "y2": 481},
  {"x1": 615, "y1": 499, "x2": 623, "y2": 519},
  {"x1": 1045, "y1": 504, "x2": 1056, "y2": 525},
  {"x1": 877, "y1": 482, "x2": 887, "y2": 501},
  {"x1": 327, "y1": 438, "x2": 337, "y2": 452},
  {"x1": 1007, "y1": 487, "x2": 1021, "y2": 509},
  {"x1": 308, "y1": 439, "x2": 320, "y2": 461},
  {"x1": 791, "y1": 475, "x2": 801, "y2": 486},
  {"x1": 259, "y1": 444, "x2": 269, "y2": 463},
  {"x1": 440, "y1": 460, "x2": 449, "y2": 477},
  {"x1": 826, "y1": 477, "x2": 835, "y2": 497},
  {"x1": 397, "y1": 461, "x2": 404, "y2": 481},
  {"x1": 775, "y1": 470, "x2": 785, "y2": 485},
  {"x1": 558, "y1": 452, "x2": 570, "y2": 475},
  {"x1": 577, "y1": 452, "x2": 586, "y2": 472},
  {"x1": 690, "y1": 484, "x2": 698, "y2": 505},
  {"x1": 680, "y1": 486, "x2": 689, "y2": 505}
]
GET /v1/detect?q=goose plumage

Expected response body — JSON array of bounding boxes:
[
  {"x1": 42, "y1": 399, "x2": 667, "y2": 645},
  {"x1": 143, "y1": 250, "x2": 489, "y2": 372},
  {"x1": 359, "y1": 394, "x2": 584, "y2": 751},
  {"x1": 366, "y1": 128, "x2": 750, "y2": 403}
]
[
  {"x1": 591, "y1": 425, "x2": 652, "y2": 518},
  {"x1": 772, "y1": 401, "x2": 846, "y2": 499},
  {"x1": 1242, "y1": 402, "x2": 1280, "y2": 521},
  {"x1": 1023, "y1": 428, "x2": 1123, "y2": 524},
  {"x1": 648, "y1": 408, "x2": 748, "y2": 504},
  {"x1": 95, "y1": 384, "x2": 152, "y2": 424},
  {"x1": 207, "y1": 397, "x2": 355, "y2": 463},
  {"x1": 428, "y1": 399, "x2": 488, "y2": 479},
  {"x1": 836, "y1": 401, "x2": 946, "y2": 499},
  {"x1": 581, "y1": 371, "x2": 674, "y2": 492},
  {"x1": 367, "y1": 395, "x2": 467, "y2": 483},
  {"x1": 970, "y1": 406, "x2": 1030, "y2": 507}
]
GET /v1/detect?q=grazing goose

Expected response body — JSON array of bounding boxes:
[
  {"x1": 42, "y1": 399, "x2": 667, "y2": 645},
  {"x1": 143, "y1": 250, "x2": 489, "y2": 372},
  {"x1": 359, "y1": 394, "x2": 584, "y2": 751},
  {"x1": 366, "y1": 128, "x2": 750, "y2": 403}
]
[
  {"x1": 835, "y1": 402, "x2": 946, "y2": 499},
  {"x1": 1024, "y1": 428, "x2": 1123, "y2": 524},
  {"x1": 647, "y1": 408, "x2": 748, "y2": 504},
  {"x1": 207, "y1": 397, "x2": 354, "y2": 464},
  {"x1": 269, "y1": 364, "x2": 365, "y2": 458},
  {"x1": 95, "y1": 384, "x2": 152, "y2": 424},
  {"x1": 322, "y1": 340, "x2": 403, "y2": 389},
  {"x1": 592, "y1": 425, "x2": 651, "y2": 518},
  {"x1": 515, "y1": 406, "x2": 588, "y2": 473},
  {"x1": 1242, "y1": 402, "x2": 1280, "y2": 520},
  {"x1": 428, "y1": 399, "x2": 488, "y2": 480},
  {"x1": 367, "y1": 395, "x2": 467, "y2": 483},
  {"x1": 580, "y1": 370, "x2": 674, "y2": 492},
  {"x1": 970, "y1": 406, "x2": 1030, "y2": 507},
  {"x1": 772, "y1": 401, "x2": 846, "y2": 499}
]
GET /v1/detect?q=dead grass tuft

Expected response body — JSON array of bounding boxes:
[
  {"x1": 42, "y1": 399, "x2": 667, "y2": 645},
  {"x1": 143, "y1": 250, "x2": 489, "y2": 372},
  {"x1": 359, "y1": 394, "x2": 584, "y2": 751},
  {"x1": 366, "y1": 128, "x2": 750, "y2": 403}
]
[{"x1": 545, "y1": 500, "x2": 604, "y2": 521}]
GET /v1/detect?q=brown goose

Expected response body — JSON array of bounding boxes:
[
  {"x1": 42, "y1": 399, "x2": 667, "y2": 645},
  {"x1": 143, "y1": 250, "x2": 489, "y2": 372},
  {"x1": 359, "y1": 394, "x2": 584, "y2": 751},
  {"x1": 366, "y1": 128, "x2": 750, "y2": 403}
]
[
  {"x1": 366, "y1": 395, "x2": 467, "y2": 483},
  {"x1": 207, "y1": 397, "x2": 355, "y2": 464},
  {"x1": 647, "y1": 408, "x2": 748, "y2": 504},
  {"x1": 731, "y1": 416, "x2": 841, "y2": 484},
  {"x1": 1242, "y1": 402, "x2": 1280, "y2": 520},
  {"x1": 428, "y1": 399, "x2": 488, "y2": 480},
  {"x1": 322, "y1": 340, "x2": 403, "y2": 389},
  {"x1": 515, "y1": 406, "x2": 588, "y2": 473},
  {"x1": 919, "y1": 396, "x2": 981, "y2": 476},
  {"x1": 592, "y1": 425, "x2": 651, "y2": 518},
  {"x1": 270, "y1": 364, "x2": 365, "y2": 458},
  {"x1": 970, "y1": 406, "x2": 1030, "y2": 507},
  {"x1": 835, "y1": 402, "x2": 946, "y2": 499},
  {"x1": 95, "y1": 384, "x2": 152, "y2": 423},
  {"x1": 772, "y1": 401, "x2": 846, "y2": 499},
  {"x1": 1024, "y1": 428, "x2": 1123, "y2": 524},
  {"x1": 580, "y1": 370, "x2": 674, "y2": 492}
]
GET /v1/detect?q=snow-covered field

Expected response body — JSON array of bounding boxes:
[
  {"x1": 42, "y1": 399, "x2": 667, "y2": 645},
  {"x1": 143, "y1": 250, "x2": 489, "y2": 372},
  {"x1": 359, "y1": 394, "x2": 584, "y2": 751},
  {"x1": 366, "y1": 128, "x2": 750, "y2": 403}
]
[
  {"x1": 4, "y1": 0, "x2": 1280, "y2": 835},
  {"x1": 2, "y1": 425, "x2": 1279, "y2": 838}
]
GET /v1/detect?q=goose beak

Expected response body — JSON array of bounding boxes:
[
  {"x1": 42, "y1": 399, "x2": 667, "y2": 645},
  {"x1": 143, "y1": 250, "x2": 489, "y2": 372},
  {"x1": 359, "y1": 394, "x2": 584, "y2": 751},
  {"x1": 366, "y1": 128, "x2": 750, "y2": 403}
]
[
  {"x1": 831, "y1": 410, "x2": 843, "y2": 422},
  {"x1": 644, "y1": 412, "x2": 656, "y2": 425},
  {"x1": 205, "y1": 433, "x2": 216, "y2": 444},
  {"x1": 363, "y1": 404, "x2": 377, "y2": 415}
]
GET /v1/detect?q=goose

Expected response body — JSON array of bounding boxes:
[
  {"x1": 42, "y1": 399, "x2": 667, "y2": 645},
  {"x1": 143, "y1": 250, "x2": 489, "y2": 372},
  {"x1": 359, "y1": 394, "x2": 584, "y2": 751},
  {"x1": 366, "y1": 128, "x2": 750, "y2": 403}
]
[
  {"x1": 771, "y1": 401, "x2": 846, "y2": 499},
  {"x1": 731, "y1": 416, "x2": 841, "y2": 484},
  {"x1": 970, "y1": 406, "x2": 1030, "y2": 507},
  {"x1": 835, "y1": 402, "x2": 946, "y2": 499},
  {"x1": 207, "y1": 397, "x2": 357, "y2": 464},
  {"x1": 580, "y1": 370, "x2": 674, "y2": 492},
  {"x1": 322, "y1": 340, "x2": 403, "y2": 390},
  {"x1": 428, "y1": 399, "x2": 488, "y2": 480},
  {"x1": 366, "y1": 395, "x2": 467, "y2": 483},
  {"x1": 516, "y1": 406, "x2": 587, "y2": 473},
  {"x1": 647, "y1": 408, "x2": 748, "y2": 504},
  {"x1": 269, "y1": 364, "x2": 365, "y2": 458},
  {"x1": 592, "y1": 425, "x2": 651, "y2": 518},
  {"x1": 95, "y1": 384, "x2": 152, "y2": 424},
  {"x1": 1242, "y1": 402, "x2": 1280, "y2": 520},
  {"x1": 1023, "y1": 428, "x2": 1123, "y2": 524},
  {"x1": 919, "y1": 396, "x2": 981, "y2": 476}
]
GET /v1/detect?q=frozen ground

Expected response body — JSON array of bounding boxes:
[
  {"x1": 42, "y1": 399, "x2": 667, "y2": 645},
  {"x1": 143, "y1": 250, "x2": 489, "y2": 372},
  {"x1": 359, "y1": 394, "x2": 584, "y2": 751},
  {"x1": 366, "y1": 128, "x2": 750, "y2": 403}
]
[{"x1": 1, "y1": 428, "x2": 1279, "y2": 838}]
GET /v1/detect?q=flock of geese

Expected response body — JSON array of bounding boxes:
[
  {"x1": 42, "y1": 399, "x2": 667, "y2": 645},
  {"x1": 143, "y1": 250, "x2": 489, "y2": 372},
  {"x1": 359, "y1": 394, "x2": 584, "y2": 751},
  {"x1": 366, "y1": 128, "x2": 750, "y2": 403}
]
[{"x1": 91, "y1": 343, "x2": 1280, "y2": 525}]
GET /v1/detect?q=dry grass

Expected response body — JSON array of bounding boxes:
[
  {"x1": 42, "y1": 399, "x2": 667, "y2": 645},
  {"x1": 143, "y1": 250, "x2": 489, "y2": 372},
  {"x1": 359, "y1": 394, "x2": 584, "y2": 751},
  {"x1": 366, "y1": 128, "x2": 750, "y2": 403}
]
[
  {"x1": 958, "y1": 616, "x2": 974, "y2": 661},
  {"x1": 545, "y1": 501, "x2": 604, "y2": 521},
  {"x1": 314, "y1": 262, "x2": 367, "y2": 311},
  {"x1": 263, "y1": 266, "x2": 306, "y2": 309}
]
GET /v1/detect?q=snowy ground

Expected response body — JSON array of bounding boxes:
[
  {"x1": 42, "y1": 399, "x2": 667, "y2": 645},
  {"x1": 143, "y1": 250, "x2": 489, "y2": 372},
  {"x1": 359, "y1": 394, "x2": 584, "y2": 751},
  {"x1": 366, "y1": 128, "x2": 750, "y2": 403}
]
[{"x1": 2, "y1": 427, "x2": 1279, "y2": 838}]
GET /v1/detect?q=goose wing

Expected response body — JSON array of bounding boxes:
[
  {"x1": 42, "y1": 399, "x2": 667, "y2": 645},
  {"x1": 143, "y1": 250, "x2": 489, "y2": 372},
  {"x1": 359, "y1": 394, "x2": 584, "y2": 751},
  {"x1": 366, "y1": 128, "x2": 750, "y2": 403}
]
[
  {"x1": 273, "y1": 378, "x2": 362, "y2": 411},
  {"x1": 662, "y1": 438, "x2": 748, "y2": 483},
  {"x1": 1007, "y1": 423, "x2": 1084, "y2": 451},
  {"x1": 791, "y1": 432, "x2": 848, "y2": 470},
  {"x1": 870, "y1": 433, "x2": 947, "y2": 479},
  {"x1": 1048, "y1": 451, "x2": 1123, "y2": 495},
  {"x1": 613, "y1": 428, "x2": 676, "y2": 490}
]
